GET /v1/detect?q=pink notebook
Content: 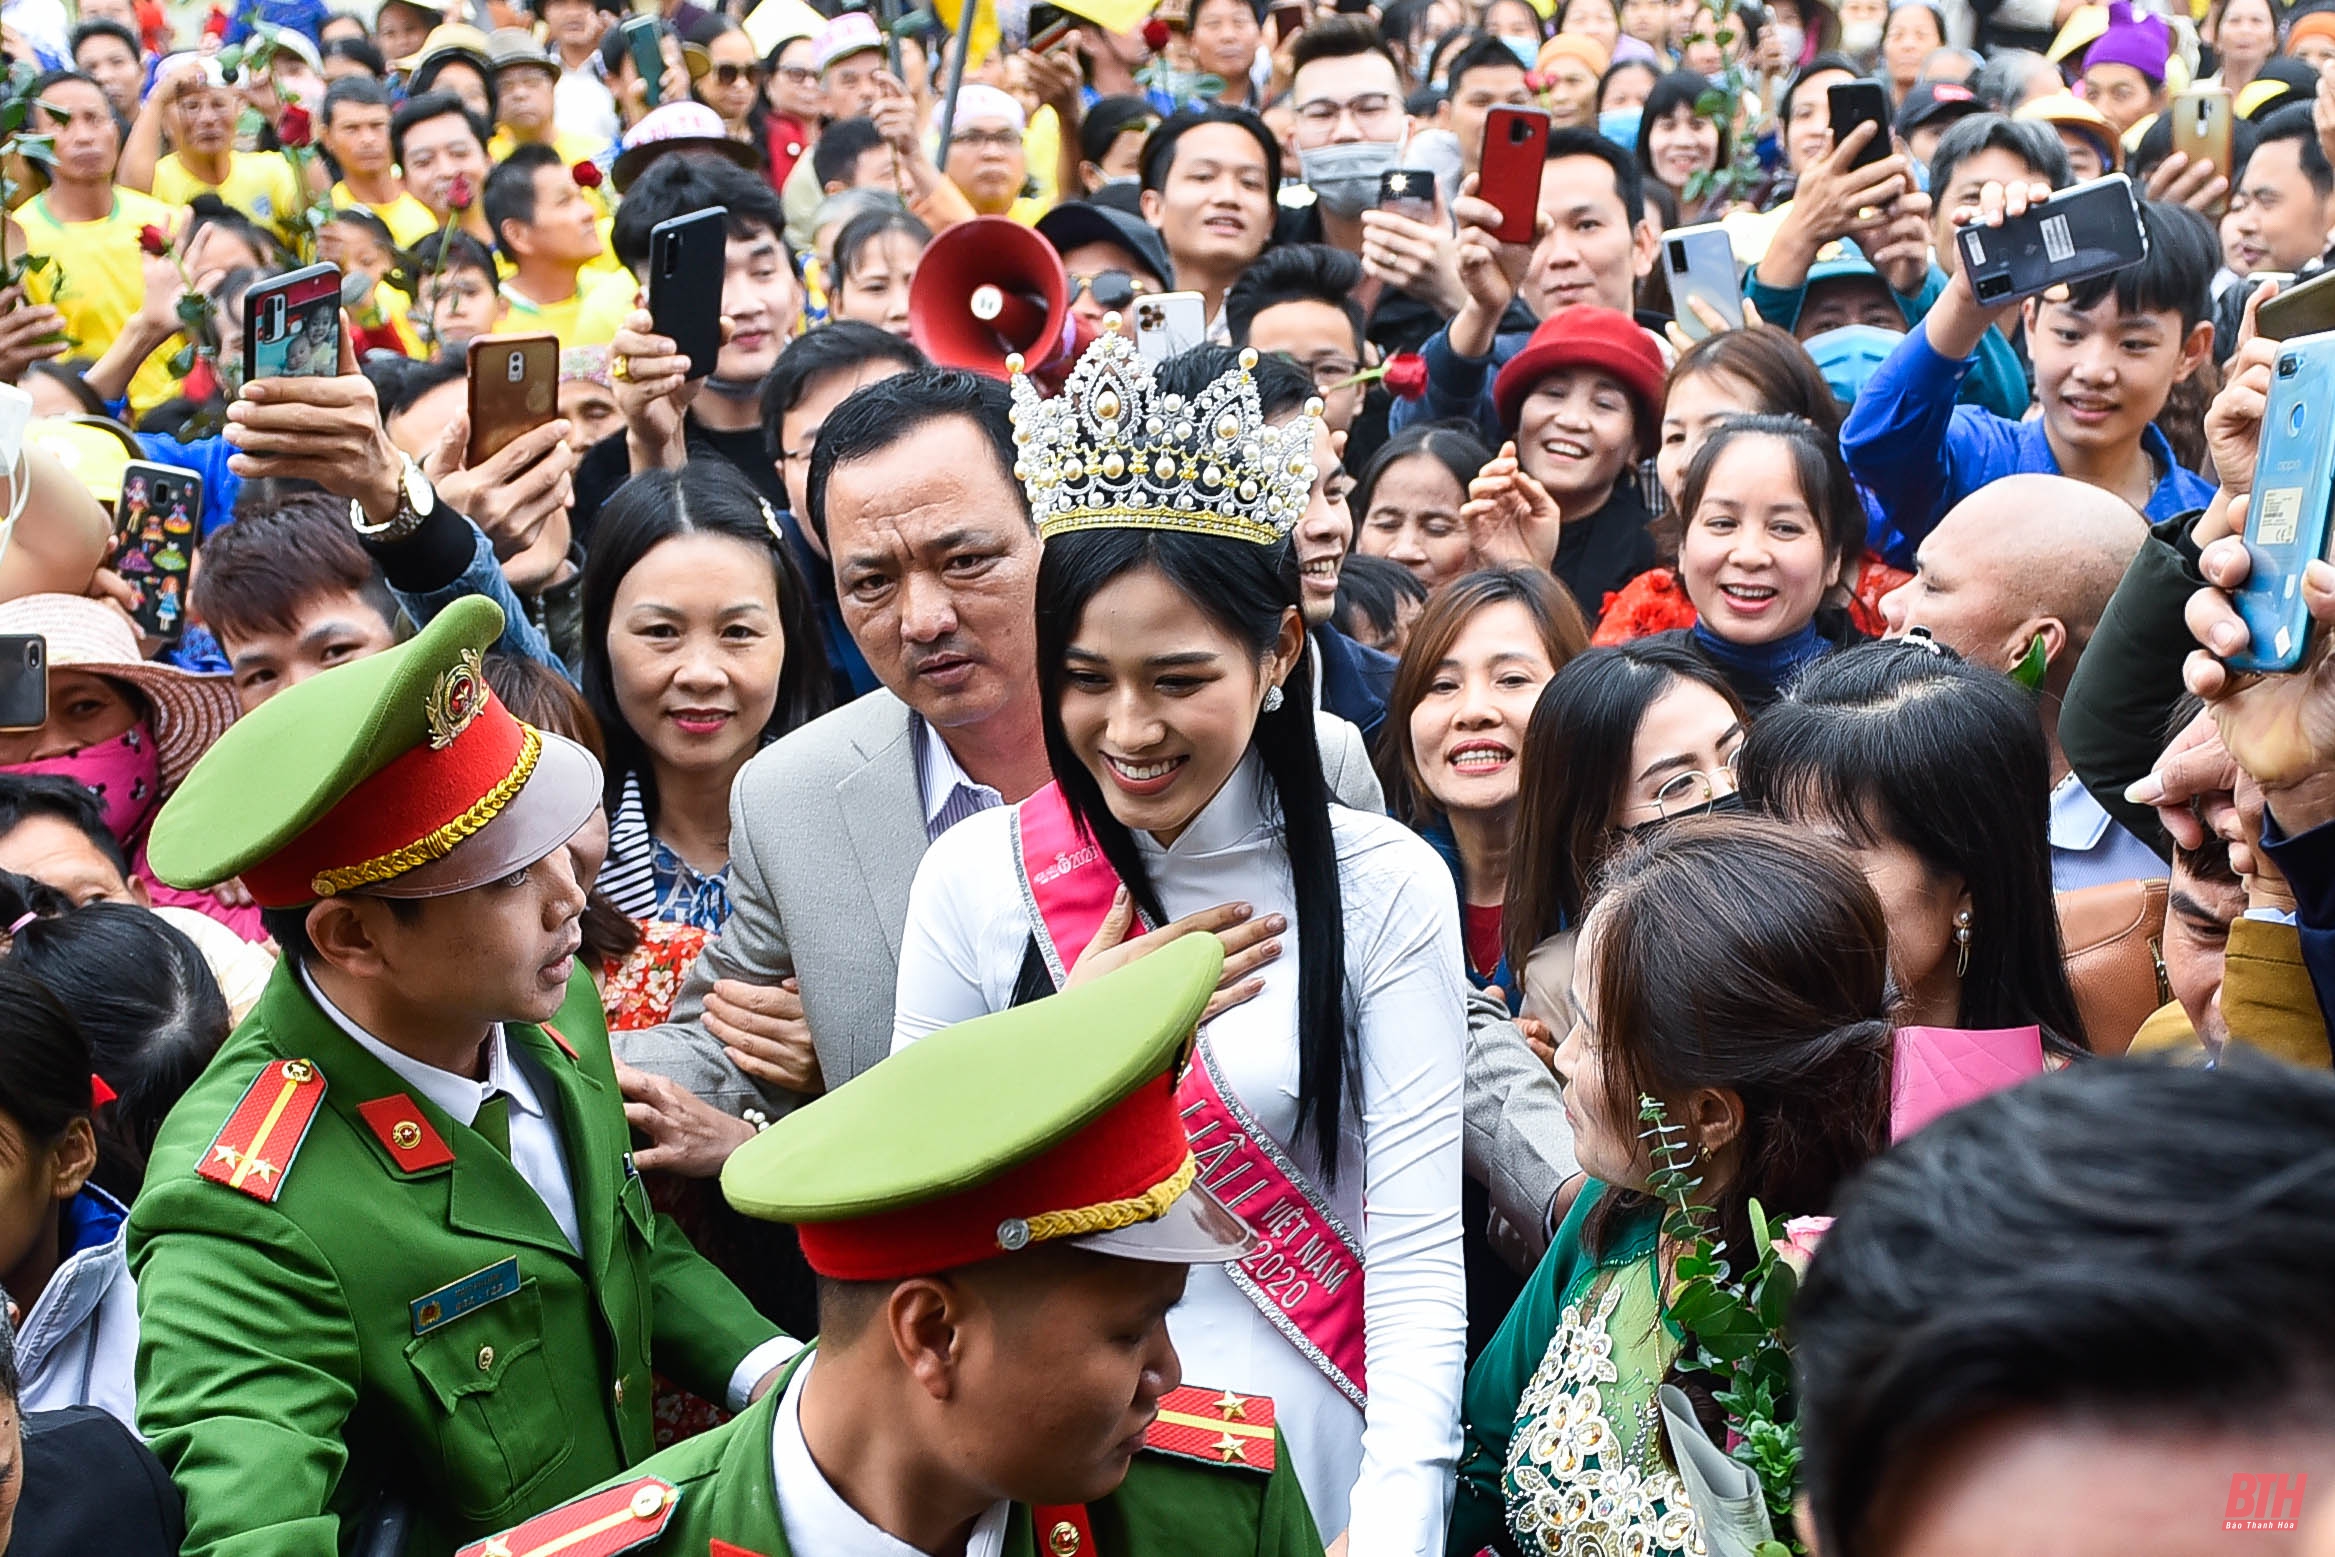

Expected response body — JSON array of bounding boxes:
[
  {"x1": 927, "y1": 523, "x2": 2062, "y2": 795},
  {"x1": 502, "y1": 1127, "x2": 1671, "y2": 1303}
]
[{"x1": 1891, "y1": 1025, "x2": 2046, "y2": 1140}]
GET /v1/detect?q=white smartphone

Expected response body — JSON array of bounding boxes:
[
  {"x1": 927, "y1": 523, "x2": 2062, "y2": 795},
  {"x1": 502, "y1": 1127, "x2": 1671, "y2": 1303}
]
[
  {"x1": 1661, "y1": 223, "x2": 1744, "y2": 341},
  {"x1": 1132, "y1": 291, "x2": 1209, "y2": 363}
]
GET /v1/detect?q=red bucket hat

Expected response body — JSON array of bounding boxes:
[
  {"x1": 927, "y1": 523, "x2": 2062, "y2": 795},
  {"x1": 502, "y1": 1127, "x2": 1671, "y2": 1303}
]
[{"x1": 1492, "y1": 306, "x2": 1668, "y2": 456}]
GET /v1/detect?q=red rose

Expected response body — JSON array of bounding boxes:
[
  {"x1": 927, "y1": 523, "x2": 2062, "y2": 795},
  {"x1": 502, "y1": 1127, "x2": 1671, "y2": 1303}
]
[
  {"x1": 571, "y1": 157, "x2": 605, "y2": 190},
  {"x1": 446, "y1": 173, "x2": 476, "y2": 211},
  {"x1": 138, "y1": 223, "x2": 172, "y2": 257},
  {"x1": 277, "y1": 104, "x2": 312, "y2": 147},
  {"x1": 181, "y1": 356, "x2": 220, "y2": 404},
  {"x1": 1142, "y1": 16, "x2": 1172, "y2": 49},
  {"x1": 1382, "y1": 351, "x2": 1427, "y2": 400}
]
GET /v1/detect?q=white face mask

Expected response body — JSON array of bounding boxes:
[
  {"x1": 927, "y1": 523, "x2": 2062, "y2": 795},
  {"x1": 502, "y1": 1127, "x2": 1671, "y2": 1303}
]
[
  {"x1": 1773, "y1": 21, "x2": 1805, "y2": 59},
  {"x1": 1840, "y1": 17, "x2": 1882, "y2": 52}
]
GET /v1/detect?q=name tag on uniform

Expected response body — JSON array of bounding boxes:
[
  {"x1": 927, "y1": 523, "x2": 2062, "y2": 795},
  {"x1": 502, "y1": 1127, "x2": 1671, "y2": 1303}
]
[{"x1": 410, "y1": 1257, "x2": 521, "y2": 1336}]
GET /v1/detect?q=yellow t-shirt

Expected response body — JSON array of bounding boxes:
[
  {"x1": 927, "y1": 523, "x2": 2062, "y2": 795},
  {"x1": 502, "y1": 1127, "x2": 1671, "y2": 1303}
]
[
  {"x1": 18, "y1": 188, "x2": 185, "y2": 416},
  {"x1": 499, "y1": 266, "x2": 637, "y2": 348},
  {"x1": 332, "y1": 181, "x2": 442, "y2": 247},
  {"x1": 152, "y1": 150, "x2": 306, "y2": 243}
]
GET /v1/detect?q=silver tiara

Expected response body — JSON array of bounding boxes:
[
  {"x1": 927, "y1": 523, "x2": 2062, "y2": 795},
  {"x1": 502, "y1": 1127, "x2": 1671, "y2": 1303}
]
[{"x1": 1007, "y1": 318, "x2": 1324, "y2": 547}]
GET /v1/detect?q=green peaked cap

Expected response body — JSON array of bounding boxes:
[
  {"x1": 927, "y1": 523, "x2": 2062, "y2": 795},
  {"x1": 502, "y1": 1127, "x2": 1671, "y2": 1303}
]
[
  {"x1": 722, "y1": 933, "x2": 1224, "y2": 1222},
  {"x1": 148, "y1": 596, "x2": 510, "y2": 891}
]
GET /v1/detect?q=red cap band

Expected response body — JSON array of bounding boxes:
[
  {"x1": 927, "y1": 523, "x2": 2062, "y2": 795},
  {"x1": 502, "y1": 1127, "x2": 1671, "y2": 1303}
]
[
  {"x1": 241, "y1": 693, "x2": 533, "y2": 907},
  {"x1": 794, "y1": 1073, "x2": 1191, "y2": 1280}
]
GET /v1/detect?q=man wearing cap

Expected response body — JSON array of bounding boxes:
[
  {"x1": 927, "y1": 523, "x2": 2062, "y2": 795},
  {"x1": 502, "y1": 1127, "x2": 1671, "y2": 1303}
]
[
  {"x1": 1894, "y1": 76, "x2": 1982, "y2": 161},
  {"x1": 1037, "y1": 199, "x2": 1174, "y2": 327},
  {"x1": 125, "y1": 597, "x2": 798, "y2": 1557},
  {"x1": 941, "y1": 82, "x2": 1041, "y2": 220},
  {"x1": 460, "y1": 938, "x2": 1325, "y2": 1557}
]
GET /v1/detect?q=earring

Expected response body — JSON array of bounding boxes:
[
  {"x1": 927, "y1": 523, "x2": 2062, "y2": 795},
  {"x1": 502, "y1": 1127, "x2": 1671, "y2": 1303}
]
[
  {"x1": 1953, "y1": 908, "x2": 1972, "y2": 979},
  {"x1": 1262, "y1": 685, "x2": 1285, "y2": 714}
]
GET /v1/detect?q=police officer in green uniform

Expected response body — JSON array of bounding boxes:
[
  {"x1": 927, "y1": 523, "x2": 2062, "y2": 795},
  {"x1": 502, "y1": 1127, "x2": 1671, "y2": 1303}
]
[
  {"x1": 128, "y1": 598, "x2": 798, "y2": 1557},
  {"x1": 456, "y1": 935, "x2": 1325, "y2": 1557}
]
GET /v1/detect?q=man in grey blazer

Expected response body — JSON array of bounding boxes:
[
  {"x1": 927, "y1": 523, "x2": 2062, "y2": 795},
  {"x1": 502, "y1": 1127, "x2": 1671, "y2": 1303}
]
[{"x1": 613, "y1": 369, "x2": 1384, "y2": 1131}]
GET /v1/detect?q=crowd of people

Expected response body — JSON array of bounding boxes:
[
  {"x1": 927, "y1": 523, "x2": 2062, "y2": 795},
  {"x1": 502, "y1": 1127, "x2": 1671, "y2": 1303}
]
[{"x1": 6, "y1": 0, "x2": 2335, "y2": 1549}]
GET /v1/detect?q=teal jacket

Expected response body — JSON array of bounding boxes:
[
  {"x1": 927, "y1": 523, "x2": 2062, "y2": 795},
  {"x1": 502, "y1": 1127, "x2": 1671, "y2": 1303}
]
[
  {"x1": 128, "y1": 961, "x2": 784, "y2": 1557},
  {"x1": 1746, "y1": 256, "x2": 2033, "y2": 423}
]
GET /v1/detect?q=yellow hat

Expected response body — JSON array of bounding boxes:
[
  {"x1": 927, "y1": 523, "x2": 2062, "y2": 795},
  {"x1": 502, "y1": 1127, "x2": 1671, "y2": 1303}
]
[
  {"x1": 1536, "y1": 32, "x2": 1613, "y2": 76},
  {"x1": 2016, "y1": 90, "x2": 2126, "y2": 170}
]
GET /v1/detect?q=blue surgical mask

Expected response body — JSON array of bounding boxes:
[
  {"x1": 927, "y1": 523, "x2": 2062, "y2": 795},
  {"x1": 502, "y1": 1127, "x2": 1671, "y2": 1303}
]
[
  {"x1": 1503, "y1": 33, "x2": 1539, "y2": 65},
  {"x1": 1599, "y1": 107, "x2": 1641, "y2": 148}
]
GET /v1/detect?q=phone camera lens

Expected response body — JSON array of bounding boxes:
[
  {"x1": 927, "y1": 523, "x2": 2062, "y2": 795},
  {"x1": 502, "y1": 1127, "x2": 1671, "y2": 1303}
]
[
  {"x1": 25, "y1": 644, "x2": 40, "y2": 669},
  {"x1": 2280, "y1": 355, "x2": 2300, "y2": 378},
  {"x1": 1669, "y1": 241, "x2": 1686, "y2": 268},
  {"x1": 1510, "y1": 118, "x2": 1528, "y2": 143}
]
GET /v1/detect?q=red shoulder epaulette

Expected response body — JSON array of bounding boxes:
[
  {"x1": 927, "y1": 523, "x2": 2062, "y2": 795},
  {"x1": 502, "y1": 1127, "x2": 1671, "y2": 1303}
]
[
  {"x1": 455, "y1": 1477, "x2": 679, "y2": 1557},
  {"x1": 196, "y1": 1058, "x2": 328, "y2": 1203},
  {"x1": 1142, "y1": 1384, "x2": 1277, "y2": 1472}
]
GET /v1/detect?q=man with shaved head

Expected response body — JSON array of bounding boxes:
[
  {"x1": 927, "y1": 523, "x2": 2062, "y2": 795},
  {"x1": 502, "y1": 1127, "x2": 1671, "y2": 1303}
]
[{"x1": 1881, "y1": 472, "x2": 2162, "y2": 890}]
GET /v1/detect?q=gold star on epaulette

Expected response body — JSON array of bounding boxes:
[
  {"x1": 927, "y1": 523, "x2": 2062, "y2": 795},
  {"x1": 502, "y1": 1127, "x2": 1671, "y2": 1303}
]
[
  {"x1": 1214, "y1": 1432, "x2": 1247, "y2": 1463},
  {"x1": 1214, "y1": 1389, "x2": 1246, "y2": 1420}
]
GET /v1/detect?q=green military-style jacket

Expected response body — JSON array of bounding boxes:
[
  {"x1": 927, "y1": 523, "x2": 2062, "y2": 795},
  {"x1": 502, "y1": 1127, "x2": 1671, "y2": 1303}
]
[
  {"x1": 465, "y1": 1349, "x2": 1326, "y2": 1557},
  {"x1": 128, "y1": 961, "x2": 785, "y2": 1557}
]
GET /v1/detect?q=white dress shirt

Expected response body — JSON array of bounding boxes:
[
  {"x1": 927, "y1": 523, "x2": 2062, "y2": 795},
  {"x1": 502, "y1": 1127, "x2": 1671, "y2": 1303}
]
[
  {"x1": 773, "y1": 1351, "x2": 1010, "y2": 1557},
  {"x1": 301, "y1": 966, "x2": 800, "y2": 1408},
  {"x1": 889, "y1": 752, "x2": 1468, "y2": 1555},
  {"x1": 302, "y1": 964, "x2": 583, "y2": 1251}
]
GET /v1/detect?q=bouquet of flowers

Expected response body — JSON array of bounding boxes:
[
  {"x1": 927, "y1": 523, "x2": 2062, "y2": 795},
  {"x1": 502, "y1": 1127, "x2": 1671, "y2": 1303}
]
[{"x1": 1640, "y1": 1095, "x2": 1831, "y2": 1556}]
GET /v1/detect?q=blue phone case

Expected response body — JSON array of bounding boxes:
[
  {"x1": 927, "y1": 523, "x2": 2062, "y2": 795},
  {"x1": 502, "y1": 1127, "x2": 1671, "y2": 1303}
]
[{"x1": 2233, "y1": 331, "x2": 2335, "y2": 673}]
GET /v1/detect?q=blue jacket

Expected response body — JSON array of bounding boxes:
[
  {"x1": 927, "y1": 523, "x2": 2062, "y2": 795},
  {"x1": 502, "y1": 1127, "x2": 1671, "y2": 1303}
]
[
  {"x1": 1842, "y1": 327, "x2": 2215, "y2": 569},
  {"x1": 223, "y1": 0, "x2": 332, "y2": 45},
  {"x1": 1744, "y1": 255, "x2": 2032, "y2": 422},
  {"x1": 1314, "y1": 624, "x2": 1396, "y2": 747},
  {"x1": 133, "y1": 432, "x2": 241, "y2": 539},
  {"x1": 1388, "y1": 298, "x2": 1544, "y2": 450}
]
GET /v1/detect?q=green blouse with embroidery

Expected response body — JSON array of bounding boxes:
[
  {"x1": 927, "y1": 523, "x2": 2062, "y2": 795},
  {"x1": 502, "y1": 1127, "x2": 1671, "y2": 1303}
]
[{"x1": 1447, "y1": 1182, "x2": 1705, "y2": 1557}]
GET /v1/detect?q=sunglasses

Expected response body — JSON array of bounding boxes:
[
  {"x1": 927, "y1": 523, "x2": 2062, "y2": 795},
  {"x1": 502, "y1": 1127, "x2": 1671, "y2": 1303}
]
[
  {"x1": 1069, "y1": 269, "x2": 1148, "y2": 309},
  {"x1": 708, "y1": 61, "x2": 765, "y2": 85}
]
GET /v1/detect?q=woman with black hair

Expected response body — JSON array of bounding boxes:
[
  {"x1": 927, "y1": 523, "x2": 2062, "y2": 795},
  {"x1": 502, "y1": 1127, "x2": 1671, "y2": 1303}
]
[
  {"x1": 1351, "y1": 422, "x2": 1494, "y2": 590},
  {"x1": 1504, "y1": 639, "x2": 1749, "y2": 1029},
  {"x1": 1635, "y1": 69, "x2": 1728, "y2": 218},
  {"x1": 3, "y1": 893, "x2": 229, "y2": 1180},
  {"x1": 889, "y1": 337, "x2": 1469, "y2": 1557},
  {"x1": 825, "y1": 208, "x2": 932, "y2": 339},
  {"x1": 0, "y1": 952, "x2": 140, "y2": 1430},
  {"x1": 1738, "y1": 637, "x2": 2090, "y2": 1053},
  {"x1": 581, "y1": 462, "x2": 834, "y2": 932}
]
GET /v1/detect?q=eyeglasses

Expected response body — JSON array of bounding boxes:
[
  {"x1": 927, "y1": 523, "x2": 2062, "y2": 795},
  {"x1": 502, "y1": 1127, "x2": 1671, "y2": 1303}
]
[
  {"x1": 949, "y1": 126, "x2": 1024, "y2": 150},
  {"x1": 708, "y1": 61, "x2": 766, "y2": 86},
  {"x1": 1070, "y1": 269, "x2": 1151, "y2": 309},
  {"x1": 774, "y1": 63, "x2": 818, "y2": 85},
  {"x1": 1649, "y1": 764, "x2": 1737, "y2": 817},
  {"x1": 1293, "y1": 91, "x2": 1400, "y2": 128},
  {"x1": 1302, "y1": 355, "x2": 1360, "y2": 389}
]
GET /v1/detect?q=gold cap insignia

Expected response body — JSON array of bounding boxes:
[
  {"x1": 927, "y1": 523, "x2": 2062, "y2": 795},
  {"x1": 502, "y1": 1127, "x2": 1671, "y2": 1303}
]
[
  {"x1": 1047, "y1": 1520, "x2": 1083, "y2": 1555},
  {"x1": 426, "y1": 649, "x2": 489, "y2": 750}
]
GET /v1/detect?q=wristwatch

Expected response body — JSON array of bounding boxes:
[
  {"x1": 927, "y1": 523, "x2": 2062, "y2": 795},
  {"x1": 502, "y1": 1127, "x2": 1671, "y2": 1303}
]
[{"x1": 349, "y1": 452, "x2": 436, "y2": 543}]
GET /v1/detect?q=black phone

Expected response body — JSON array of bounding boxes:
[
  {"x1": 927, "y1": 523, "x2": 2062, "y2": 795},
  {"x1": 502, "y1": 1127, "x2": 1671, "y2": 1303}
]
[
  {"x1": 1955, "y1": 173, "x2": 2148, "y2": 307},
  {"x1": 621, "y1": 15, "x2": 668, "y2": 107},
  {"x1": 1827, "y1": 79, "x2": 1893, "y2": 169},
  {"x1": 1378, "y1": 167, "x2": 1437, "y2": 221},
  {"x1": 243, "y1": 261, "x2": 343, "y2": 384},
  {"x1": 0, "y1": 634, "x2": 44, "y2": 732},
  {"x1": 649, "y1": 206, "x2": 727, "y2": 380}
]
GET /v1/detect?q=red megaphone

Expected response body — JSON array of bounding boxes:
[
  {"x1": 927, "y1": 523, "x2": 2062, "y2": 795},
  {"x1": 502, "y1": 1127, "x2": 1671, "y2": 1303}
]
[{"x1": 910, "y1": 215, "x2": 1095, "y2": 389}]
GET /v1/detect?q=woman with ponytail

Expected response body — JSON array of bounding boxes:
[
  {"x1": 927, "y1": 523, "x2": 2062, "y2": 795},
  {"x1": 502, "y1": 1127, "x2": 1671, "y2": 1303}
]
[
  {"x1": 1453, "y1": 816, "x2": 1895, "y2": 1557},
  {"x1": 890, "y1": 340, "x2": 1470, "y2": 1556}
]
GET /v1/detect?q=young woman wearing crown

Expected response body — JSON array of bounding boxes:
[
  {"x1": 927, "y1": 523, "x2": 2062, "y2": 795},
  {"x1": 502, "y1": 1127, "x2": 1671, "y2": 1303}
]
[{"x1": 887, "y1": 329, "x2": 1470, "y2": 1556}]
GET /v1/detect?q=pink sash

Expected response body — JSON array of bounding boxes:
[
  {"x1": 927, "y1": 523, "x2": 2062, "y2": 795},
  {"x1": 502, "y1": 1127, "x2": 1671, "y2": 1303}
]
[{"x1": 1012, "y1": 783, "x2": 1369, "y2": 1406}]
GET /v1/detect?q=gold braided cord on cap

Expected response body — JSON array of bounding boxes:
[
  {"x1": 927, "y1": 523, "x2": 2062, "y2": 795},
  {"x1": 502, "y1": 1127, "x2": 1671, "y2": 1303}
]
[
  {"x1": 309, "y1": 724, "x2": 543, "y2": 897},
  {"x1": 1022, "y1": 1152, "x2": 1199, "y2": 1244}
]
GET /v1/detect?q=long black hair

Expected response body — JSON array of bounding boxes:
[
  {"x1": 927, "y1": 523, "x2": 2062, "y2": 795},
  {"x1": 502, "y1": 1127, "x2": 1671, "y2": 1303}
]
[
  {"x1": 1737, "y1": 638, "x2": 2089, "y2": 1054},
  {"x1": 579, "y1": 462, "x2": 834, "y2": 821},
  {"x1": 1032, "y1": 350, "x2": 1354, "y2": 1180},
  {"x1": 5, "y1": 895, "x2": 229, "y2": 1193}
]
